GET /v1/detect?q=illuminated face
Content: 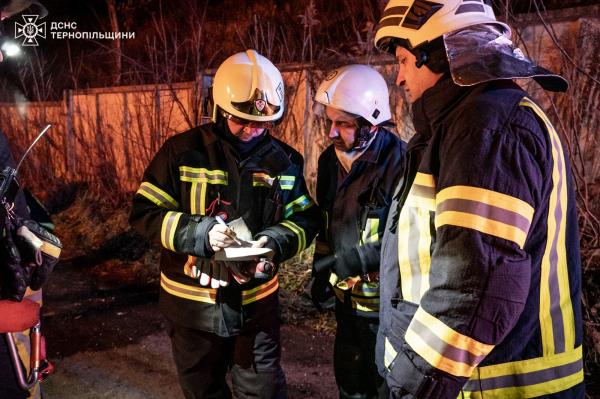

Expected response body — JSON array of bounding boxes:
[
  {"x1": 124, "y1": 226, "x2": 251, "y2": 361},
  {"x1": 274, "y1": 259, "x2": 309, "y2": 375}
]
[
  {"x1": 395, "y1": 46, "x2": 443, "y2": 104},
  {"x1": 325, "y1": 106, "x2": 359, "y2": 152},
  {"x1": 226, "y1": 119, "x2": 265, "y2": 142}
]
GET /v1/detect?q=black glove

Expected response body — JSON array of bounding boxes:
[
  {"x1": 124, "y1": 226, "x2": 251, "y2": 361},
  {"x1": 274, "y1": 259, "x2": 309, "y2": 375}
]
[
  {"x1": 14, "y1": 217, "x2": 62, "y2": 291},
  {"x1": 0, "y1": 217, "x2": 27, "y2": 301},
  {"x1": 313, "y1": 246, "x2": 362, "y2": 282},
  {"x1": 309, "y1": 267, "x2": 334, "y2": 312}
]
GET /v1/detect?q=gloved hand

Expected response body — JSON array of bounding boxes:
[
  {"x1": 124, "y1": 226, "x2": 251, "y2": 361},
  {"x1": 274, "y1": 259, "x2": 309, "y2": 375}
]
[
  {"x1": 227, "y1": 258, "x2": 276, "y2": 284},
  {"x1": 14, "y1": 217, "x2": 62, "y2": 291},
  {"x1": 309, "y1": 268, "x2": 334, "y2": 312},
  {"x1": 198, "y1": 259, "x2": 230, "y2": 288},
  {"x1": 313, "y1": 246, "x2": 362, "y2": 281},
  {"x1": 0, "y1": 217, "x2": 27, "y2": 301}
]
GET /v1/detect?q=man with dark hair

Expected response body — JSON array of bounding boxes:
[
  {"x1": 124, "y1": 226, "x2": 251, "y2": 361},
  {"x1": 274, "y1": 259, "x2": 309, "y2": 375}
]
[{"x1": 373, "y1": 1, "x2": 584, "y2": 398}]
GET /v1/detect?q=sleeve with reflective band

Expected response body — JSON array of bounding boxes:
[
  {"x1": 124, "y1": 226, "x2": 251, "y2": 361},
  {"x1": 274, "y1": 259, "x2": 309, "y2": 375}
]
[
  {"x1": 161, "y1": 211, "x2": 184, "y2": 251},
  {"x1": 520, "y1": 97, "x2": 576, "y2": 356},
  {"x1": 179, "y1": 166, "x2": 228, "y2": 185},
  {"x1": 435, "y1": 186, "x2": 534, "y2": 249},
  {"x1": 405, "y1": 307, "x2": 494, "y2": 377},
  {"x1": 285, "y1": 195, "x2": 314, "y2": 218},
  {"x1": 241, "y1": 275, "x2": 279, "y2": 305},
  {"x1": 280, "y1": 220, "x2": 307, "y2": 254},
  {"x1": 398, "y1": 173, "x2": 436, "y2": 304},
  {"x1": 252, "y1": 173, "x2": 295, "y2": 190},
  {"x1": 462, "y1": 346, "x2": 583, "y2": 398},
  {"x1": 137, "y1": 182, "x2": 179, "y2": 210},
  {"x1": 160, "y1": 272, "x2": 217, "y2": 303}
]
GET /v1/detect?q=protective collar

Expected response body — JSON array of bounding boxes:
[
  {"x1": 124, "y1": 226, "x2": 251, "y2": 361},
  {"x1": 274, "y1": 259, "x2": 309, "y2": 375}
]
[{"x1": 444, "y1": 24, "x2": 568, "y2": 93}]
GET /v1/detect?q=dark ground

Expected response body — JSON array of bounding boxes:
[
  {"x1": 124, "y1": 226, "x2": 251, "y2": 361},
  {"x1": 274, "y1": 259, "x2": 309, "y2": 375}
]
[{"x1": 39, "y1": 257, "x2": 337, "y2": 398}]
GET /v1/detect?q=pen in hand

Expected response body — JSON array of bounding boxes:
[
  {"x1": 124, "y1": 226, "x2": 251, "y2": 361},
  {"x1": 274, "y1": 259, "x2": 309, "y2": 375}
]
[{"x1": 215, "y1": 215, "x2": 242, "y2": 245}]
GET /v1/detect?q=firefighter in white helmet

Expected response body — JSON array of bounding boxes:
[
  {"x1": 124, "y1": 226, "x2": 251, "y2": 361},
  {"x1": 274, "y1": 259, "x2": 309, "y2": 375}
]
[
  {"x1": 311, "y1": 64, "x2": 406, "y2": 399},
  {"x1": 373, "y1": 1, "x2": 583, "y2": 398},
  {"x1": 130, "y1": 50, "x2": 320, "y2": 399}
]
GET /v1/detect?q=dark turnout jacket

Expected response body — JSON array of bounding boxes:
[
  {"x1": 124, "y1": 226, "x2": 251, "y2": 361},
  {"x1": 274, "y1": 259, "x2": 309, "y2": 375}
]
[
  {"x1": 377, "y1": 77, "x2": 584, "y2": 398},
  {"x1": 130, "y1": 122, "x2": 320, "y2": 337},
  {"x1": 314, "y1": 129, "x2": 405, "y2": 317}
]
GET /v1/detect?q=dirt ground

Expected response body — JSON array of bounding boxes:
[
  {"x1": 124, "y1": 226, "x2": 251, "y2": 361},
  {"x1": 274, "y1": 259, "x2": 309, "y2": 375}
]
[{"x1": 39, "y1": 258, "x2": 338, "y2": 399}]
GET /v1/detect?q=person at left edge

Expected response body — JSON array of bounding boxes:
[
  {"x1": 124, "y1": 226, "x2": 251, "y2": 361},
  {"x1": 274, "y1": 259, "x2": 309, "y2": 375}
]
[
  {"x1": 311, "y1": 64, "x2": 406, "y2": 399},
  {"x1": 1, "y1": 2, "x2": 60, "y2": 399},
  {"x1": 129, "y1": 50, "x2": 320, "y2": 399}
]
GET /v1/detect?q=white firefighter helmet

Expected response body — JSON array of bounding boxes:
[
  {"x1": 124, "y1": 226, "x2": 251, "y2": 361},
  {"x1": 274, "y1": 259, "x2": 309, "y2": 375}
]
[
  {"x1": 211, "y1": 49, "x2": 285, "y2": 128},
  {"x1": 313, "y1": 64, "x2": 392, "y2": 126},
  {"x1": 374, "y1": 0, "x2": 510, "y2": 52}
]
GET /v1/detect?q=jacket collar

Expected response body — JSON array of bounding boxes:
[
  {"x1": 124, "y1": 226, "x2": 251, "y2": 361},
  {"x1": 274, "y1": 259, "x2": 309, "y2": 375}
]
[{"x1": 408, "y1": 73, "x2": 475, "y2": 152}]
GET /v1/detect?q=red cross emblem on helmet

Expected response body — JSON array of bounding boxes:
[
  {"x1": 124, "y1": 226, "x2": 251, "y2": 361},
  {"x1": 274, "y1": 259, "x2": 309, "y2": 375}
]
[{"x1": 255, "y1": 100, "x2": 266, "y2": 112}]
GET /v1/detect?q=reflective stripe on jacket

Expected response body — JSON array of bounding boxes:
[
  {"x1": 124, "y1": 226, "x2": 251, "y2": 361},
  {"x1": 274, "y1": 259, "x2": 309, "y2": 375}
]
[
  {"x1": 377, "y1": 77, "x2": 583, "y2": 398},
  {"x1": 130, "y1": 122, "x2": 320, "y2": 336}
]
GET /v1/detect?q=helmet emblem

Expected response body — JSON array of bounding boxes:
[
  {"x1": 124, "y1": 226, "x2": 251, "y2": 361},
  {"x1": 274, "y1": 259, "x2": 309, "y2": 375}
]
[{"x1": 255, "y1": 100, "x2": 266, "y2": 112}]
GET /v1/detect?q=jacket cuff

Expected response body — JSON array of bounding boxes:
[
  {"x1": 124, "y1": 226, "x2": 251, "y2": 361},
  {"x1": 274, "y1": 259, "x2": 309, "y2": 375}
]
[
  {"x1": 193, "y1": 217, "x2": 218, "y2": 258},
  {"x1": 387, "y1": 344, "x2": 467, "y2": 399}
]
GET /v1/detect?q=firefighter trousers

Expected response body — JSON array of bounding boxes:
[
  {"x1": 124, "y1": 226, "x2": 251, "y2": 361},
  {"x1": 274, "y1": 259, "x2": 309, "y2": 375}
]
[
  {"x1": 165, "y1": 314, "x2": 287, "y2": 399},
  {"x1": 334, "y1": 307, "x2": 389, "y2": 399}
]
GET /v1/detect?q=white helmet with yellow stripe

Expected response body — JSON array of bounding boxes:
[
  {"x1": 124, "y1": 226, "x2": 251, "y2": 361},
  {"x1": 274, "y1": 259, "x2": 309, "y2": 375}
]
[
  {"x1": 212, "y1": 50, "x2": 285, "y2": 128},
  {"x1": 375, "y1": 0, "x2": 510, "y2": 52}
]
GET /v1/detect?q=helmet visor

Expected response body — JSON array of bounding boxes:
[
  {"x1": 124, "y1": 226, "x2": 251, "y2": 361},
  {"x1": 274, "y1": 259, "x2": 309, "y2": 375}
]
[{"x1": 218, "y1": 107, "x2": 282, "y2": 129}]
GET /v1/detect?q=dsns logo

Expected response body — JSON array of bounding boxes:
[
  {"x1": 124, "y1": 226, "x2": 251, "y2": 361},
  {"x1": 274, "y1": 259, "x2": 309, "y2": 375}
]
[{"x1": 15, "y1": 15, "x2": 46, "y2": 46}]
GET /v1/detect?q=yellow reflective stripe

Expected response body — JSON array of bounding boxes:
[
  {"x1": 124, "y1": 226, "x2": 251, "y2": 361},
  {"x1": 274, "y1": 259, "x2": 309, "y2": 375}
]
[
  {"x1": 399, "y1": 206, "x2": 431, "y2": 304},
  {"x1": 361, "y1": 218, "x2": 380, "y2": 245},
  {"x1": 160, "y1": 272, "x2": 217, "y2": 303},
  {"x1": 285, "y1": 195, "x2": 314, "y2": 218},
  {"x1": 190, "y1": 182, "x2": 207, "y2": 215},
  {"x1": 252, "y1": 173, "x2": 295, "y2": 189},
  {"x1": 137, "y1": 182, "x2": 179, "y2": 210},
  {"x1": 417, "y1": 207, "x2": 432, "y2": 296},
  {"x1": 406, "y1": 307, "x2": 494, "y2": 377},
  {"x1": 435, "y1": 186, "x2": 534, "y2": 249},
  {"x1": 280, "y1": 175, "x2": 296, "y2": 190},
  {"x1": 520, "y1": 97, "x2": 575, "y2": 355},
  {"x1": 462, "y1": 346, "x2": 583, "y2": 398},
  {"x1": 398, "y1": 204, "x2": 415, "y2": 303},
  {"x1": 353, "y1": 297, "x2": 380, "y2": 311},
  {"x1": 161, "y1": 211, "x2": 183, "y2": 251},
  {"x1": 406, "y1": 173, "x2": 436, "y2": 211},
  {"x1": 253, "y1": 173, "x2": 275, "y2": 187},
  {"x1": 436, "y1": 186, "x2": 534, "y2": 222},
  {"x1": 280, "y1": 220, "x2": 307, "y2": 254},
  {"x1": 414, "y1": 172, "x2": 436, "y2": 187},
  {"x1": 180, "y1": 166, "x2": 228, "y2": 184},
  {"x1": 241, "y1": 276, "x2": 279, "y2": 305},
  {"x1": 384, "y1": 337, "x2": 398, "y2": 370},
  {"x1": 351, "y1": 282, "x2": 380, "y2": 312}
]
